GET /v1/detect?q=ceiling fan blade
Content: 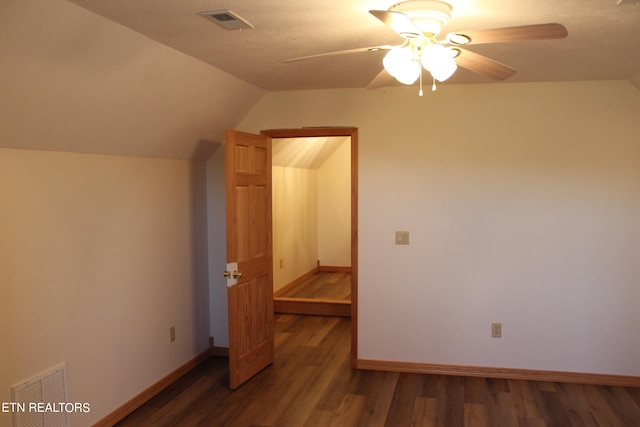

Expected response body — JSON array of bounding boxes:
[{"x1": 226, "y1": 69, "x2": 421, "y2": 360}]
[
  {"x1": 284, "y1": 45, "x2": 393, "y2": 62},
  {"x1": 454, "y1": 48, "x2": 517, "y2": 81},
  {"x1": 450, "y1": 23, "x2": 568, "y2": 45},
  {"x1": 366, "y1": 68, "x2": 396, "y2": 90},
  {"x1": 369, "y1": 10, "x2": 423, "y2": 39}
]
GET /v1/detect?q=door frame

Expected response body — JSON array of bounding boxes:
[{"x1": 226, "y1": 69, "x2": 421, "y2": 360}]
[{"x1": 262, "y1": 127, "x2": 358, "y2": 368}]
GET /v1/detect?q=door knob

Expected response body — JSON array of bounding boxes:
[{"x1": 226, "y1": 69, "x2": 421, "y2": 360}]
[{"x1": 223, "y1": 270, "x2": 243, "y2": 279}]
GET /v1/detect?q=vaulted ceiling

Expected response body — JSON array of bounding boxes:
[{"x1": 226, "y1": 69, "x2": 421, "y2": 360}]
[{"x1": 66, "y1": 0, "x2": 640, "y2": 91}]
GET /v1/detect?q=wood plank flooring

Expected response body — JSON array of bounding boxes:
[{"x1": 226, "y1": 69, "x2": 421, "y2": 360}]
[
  {"x1": 277, "y1": 271, "x2": 351, "y2": 301},
  {"x1": 115, "y1": 315, "x2": 640, "y2": 427}
]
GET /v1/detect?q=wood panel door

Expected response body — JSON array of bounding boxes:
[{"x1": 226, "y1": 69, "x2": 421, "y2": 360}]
[{"x1": 225, "y1": 129, "x2": 274, "y2": 390}]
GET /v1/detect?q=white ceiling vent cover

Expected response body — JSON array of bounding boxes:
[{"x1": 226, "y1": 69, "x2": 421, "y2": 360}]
[
  {"x1": 200, "y1": 10, "x2": 254, "y2": 30},
  {"x1": 11, "y1": 363, "x2": 70, "y2": 427}
]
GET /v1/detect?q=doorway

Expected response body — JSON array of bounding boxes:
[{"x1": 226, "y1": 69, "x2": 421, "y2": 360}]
[
  {"x1": 271, "y1": 135, "x2": 351, "y2": 316},
  {"x1": 262, "y1": 127, "x2": 358, "y2": 366}
]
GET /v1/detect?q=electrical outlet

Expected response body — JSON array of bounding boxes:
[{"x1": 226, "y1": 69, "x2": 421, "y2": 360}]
[
  {"x1": 491, "y1": 322, "x2": 502, "y2": 338},
  {"x1": 395, "y1": 231, "x2": 410, "y2": 245},
  {"x1": 170, "y1": 326, "x2": 176, "y2": 342}
]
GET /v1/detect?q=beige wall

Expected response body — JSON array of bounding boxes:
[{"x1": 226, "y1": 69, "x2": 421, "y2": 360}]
[
  {"x1": 317, "y1": 139, "x2": 351, "y2": 267},
  {"x1": 0, "y1": 149, "x2": 209, "y2": 426},
  {"x1": 237, "y1": 80, "x2": 640, "y2": 377},
  {"x1": 272, "y1": 166, "x2": 318, "y2": 291}
]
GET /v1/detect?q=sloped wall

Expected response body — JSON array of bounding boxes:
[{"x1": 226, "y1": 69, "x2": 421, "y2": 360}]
[{"x1": 0, "y1": 0, "x2": 264, "y2": 159}]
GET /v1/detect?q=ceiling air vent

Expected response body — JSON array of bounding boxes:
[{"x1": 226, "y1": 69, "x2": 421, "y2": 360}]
[{"x1": 200, "y1": 10, "x2": 253, "y2": 30}]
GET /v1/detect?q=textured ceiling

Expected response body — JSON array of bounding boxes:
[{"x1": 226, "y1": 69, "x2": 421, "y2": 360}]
[{"x1": 66, "y1": 0, "x2": 640, "y2": 91}]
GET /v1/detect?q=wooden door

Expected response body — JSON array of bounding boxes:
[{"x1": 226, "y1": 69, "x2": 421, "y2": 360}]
[{"x1": 225, "y1": 129, "x2": 274, "y2": 390}]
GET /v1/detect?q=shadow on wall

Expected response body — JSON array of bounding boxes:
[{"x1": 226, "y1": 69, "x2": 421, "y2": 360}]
[
  {"x1": 192, "y1": 137, "x2": 224, "y2": 345},
  {"x1": 206, "y1": 141, "x2": 229, "y2": 347},
  {"x1": 191, "y1": 138, "x2": 222, "y2": 161}
]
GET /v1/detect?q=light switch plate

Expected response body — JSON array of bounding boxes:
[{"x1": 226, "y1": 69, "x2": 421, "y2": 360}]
[{"x1": 395, "y1": 231, "x2": 410, "y2": 245}]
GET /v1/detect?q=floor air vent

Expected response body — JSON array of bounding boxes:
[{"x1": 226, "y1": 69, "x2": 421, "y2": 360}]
[{"x1": 11, "y1": 363, "x2": 69, "y2": 427}]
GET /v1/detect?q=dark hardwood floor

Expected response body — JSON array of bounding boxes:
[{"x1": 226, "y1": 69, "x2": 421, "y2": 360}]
[
  {"x1": 277, "y1": 271, "x2": 351, "y2": 301},
  {"x1": 116, "y1": 314, "x2": 640, "y2": 426}
]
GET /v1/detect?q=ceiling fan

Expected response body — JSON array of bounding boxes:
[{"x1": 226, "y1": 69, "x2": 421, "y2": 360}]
[{"x1": 285, "y1": 0, "x2": 568, "y2": 95}]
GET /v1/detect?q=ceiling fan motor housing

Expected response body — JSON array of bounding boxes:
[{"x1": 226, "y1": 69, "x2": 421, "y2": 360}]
[{"x1": 390, "y1": 0, "x2": 452, "y2": 36}]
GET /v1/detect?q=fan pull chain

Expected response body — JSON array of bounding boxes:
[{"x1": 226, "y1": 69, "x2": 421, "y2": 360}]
[
  {"x1": 419, "y1": 66, "x2": 424, "y2": 96},
  {"x1": 432, "y1": 76, "x2": 437, "y2": 92}
]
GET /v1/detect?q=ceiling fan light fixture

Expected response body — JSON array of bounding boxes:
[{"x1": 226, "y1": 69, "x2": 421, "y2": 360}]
[
  {"x1": 427, "y1": 57, "x2": 457, "y2": 82},
  {"x1": 421, "y1": 44, "x2": 457, "y2": 82},
  {"x1": 446, "y1": 32, "x2": 471, "y2": 45},
  {"x1": 383, "y1": 46, "x2": 420, "y2": 85},
  {"x1": 391, "y1": 0, "x2": 452, "y2": 36}
]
